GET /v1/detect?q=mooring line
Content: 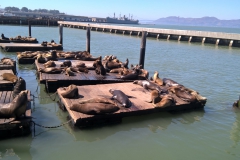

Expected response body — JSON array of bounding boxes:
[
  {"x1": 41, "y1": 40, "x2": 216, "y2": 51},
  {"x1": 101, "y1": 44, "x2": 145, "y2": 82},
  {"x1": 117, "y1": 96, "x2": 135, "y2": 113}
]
[{"x1": 31, "y1": 119, "x2": 72, "y2": 137}]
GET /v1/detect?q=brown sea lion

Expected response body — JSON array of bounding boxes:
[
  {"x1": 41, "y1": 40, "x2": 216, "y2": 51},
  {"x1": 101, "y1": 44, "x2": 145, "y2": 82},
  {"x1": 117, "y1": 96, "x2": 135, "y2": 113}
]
[
  {"x1": 133, "y1": 80, "x2": 164, "y2": 93},
  {"x1": 146, "y1": 89, "x2": 161, "y2": 103},
  {"x1": 75, "y1": 62, "x2": 86, "y2": 68},
  {"x1": 153, "y1": 71, "x2": 163, "y2": 86},
  {"x1": 12, "y1": 77, "x2": 26, "y2": 98},
  {"x1": 2, "y1": 73, "x2": 18, "y2": 83},
  {"x1": 65, "y1": 67, "x2": 75, "y2": 76},
  {"x1": 38, "y1": 67, "x2": 63, "y2": 74},
  {"x1": 233, "y1": 96, "x2": 240, "y2": 108},
  {"x1": 94, "y1": 60, "x2": 106, "y2": 75},
  {"x1": 0, "y1": 57, "x2": 14, "y2": 66},
  {"x1": 70, "y1": 67, "x2": 89, "y2": 73},
  {"x1": 168, "y1": 86, "x2": 196, "y2": 103},
  {"x1": 153, "y1": 94, "x2": 174, "y2": 108},
  {"x1": 78, "y1": 97, "x2": 117, "y2": 105},
  {"x1": 109, "y1": 89, "x2": 132, "y2": 108},
  {"x1": 109, "y1": 68, "x2": 124, "y2": 74},
  {"x1": 70, "y1": 102, "x2": 119, "y2": 115},
  {"x1": 0, "y1": 90, "x2": 28, "y2": 119},
  {"x1": 105, "y1": 60, "x2": 121, "y2": 70},
  {"x1": 61, "y1": 84, "x2": 79, "y2": 98},
  {"x1": 43, "y1": 60, "x2": 56, "y2": 68},
  {"x1": 60, "y1": 60, "x2": 72, "y2": 67},
  {"x1": 45, "y1": 50, "x2": 58, "y2": 61},
  {"x1": 163, "y1": 78, "x2": 183, "y2": 87}
]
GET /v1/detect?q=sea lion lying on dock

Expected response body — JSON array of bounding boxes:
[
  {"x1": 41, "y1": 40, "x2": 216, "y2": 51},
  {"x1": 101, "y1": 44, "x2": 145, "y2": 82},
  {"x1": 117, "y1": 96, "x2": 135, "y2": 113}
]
[
  {"x1": 65, "y1": 67, "x2": 75, "y2": 76},
  {"x1": 109, "y1": 89, "x2": 132, "y2": 108},
  {"x1": 43, "y1": 60, "x2": 56, "y2": 68},
  {"x1": 147, "y1": 90, "x2": 174, "y2": 108},
  {"x1": 70, "y1": 97, "x2": 119, "y2": 115},
  {"x1": 0, "y1": 57, "x2": 14, "y2": 66},
  {"x1": 60, "y1": 60, "x2": 72, "y2": 67},
  {"x1": 168, "y1": 86, "x2": 196, "y2": 103},
  {"x1": 2, "y1": 73, "x2": 18, "y2": 83},
  {"x1": 163, "y1": 78, "x2": 183, "y2": 87},
  {"x1": 133, "y1": 80, "x2": 166, "y2": 93},
  {"x1": 12, "y1": 77, "x2": 26, "y2": 98},
  {"x1": 61, "y1": 84, "x2": 79, "y2": 98},
  {"x1": 38, "y1": 67, "x2": 63, "y2": 74},
  {"x1": 45, "y1": 50, "x2": 58, "y2": 61},
  {"x1": 0, "y1": 90, "x2": 28, "y2": 119},
  {"x1": 70, "y1": 67, "x2": 89, "y2": 73}
]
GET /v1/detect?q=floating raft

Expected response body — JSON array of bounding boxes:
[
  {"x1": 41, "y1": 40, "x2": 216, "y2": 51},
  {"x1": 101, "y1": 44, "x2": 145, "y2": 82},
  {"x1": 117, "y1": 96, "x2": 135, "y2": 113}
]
[
  {"x1": 0, "y1": 60, "x2": 17, "y2": 74},
  {"x1": 57, "y1": 82, "x2": 204, "y2": 128},
  {"x1": 0, "y1": 43, "x2": 63, "y2": 52},
  {"x1": 35, "y1": 60, "x2": 132, "y2": 92},
  {"x1": 0, "y1": 70, "x2": 15, "y2": 91},
  {"x1": 0, "y1": 39, "x2": 38, "y2": 43},
  {"x1": 0, "y1": 90, "x2": 31, "y2": 136}
]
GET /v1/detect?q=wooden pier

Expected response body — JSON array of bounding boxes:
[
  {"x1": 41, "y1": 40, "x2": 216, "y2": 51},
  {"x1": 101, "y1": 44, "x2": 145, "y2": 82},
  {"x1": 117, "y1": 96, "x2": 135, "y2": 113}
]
[
  {"x1": 0, "y1": 43, "x2": 63, "y2": 52},
  {"x1": 57, "y1": 82, "x2": 204, "y2": 128},
  {"x1": 0, "y1": 90, "x2": 32, "y2": 137},
  {"x1": 35, "y1": 60, "x2": 132, "y2": 92},
  {"x1": 0, "y1": 60, "x2": 17, "y2": 74},
  {"x1": 0, "y1": 70, "x2": 15, "y2": 91},
  {"x1": 58, "y1": 21, "x2": 240, "y2": 47}
]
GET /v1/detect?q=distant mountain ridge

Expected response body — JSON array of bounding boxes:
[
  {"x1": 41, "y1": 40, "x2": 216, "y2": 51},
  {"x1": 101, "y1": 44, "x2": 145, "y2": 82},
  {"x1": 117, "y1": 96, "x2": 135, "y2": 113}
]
[{"x1": 153, "y1": 16, "x2": 240, "y2": 28}]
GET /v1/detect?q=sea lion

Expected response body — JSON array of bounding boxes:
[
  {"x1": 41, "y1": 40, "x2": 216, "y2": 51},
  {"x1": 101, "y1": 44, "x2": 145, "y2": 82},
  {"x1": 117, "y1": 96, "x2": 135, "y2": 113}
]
[
  {"x1": 233, "y1": 96, "x2": 240, "y2": 108},
  {"x1": 94, "y1": 60, "x2": 106, "y2": 75},
  {"x1": 2, "y1": 73, "x2": 18, "y2": 83},
  {"x1": 109, "y1": 89, "x2": 132, "y2": 108},
  {"x1": 45, "y1": 50, "x2": 58, "y2": 61},
  {"x1": 146, "y1": 89, "x2": 161, "y2": 103},
  {"x1": 109, "y1": 68, "x2": 124, "y2": 74},
  {"x1": 133, "y1": 80, "x2": 164, "y2": 93},
  {"x1": 120, "y1": 58, "x2": 129, "y2": 69},
  {"x1": 70, "y1": 67, "x2": 89, "y2": 73},
  {"x1": 153, "y1": 94, "x2": 174, "y2": 108},
  {"x1": 0, "y1": 90, "x2": 28, "y2": 119},
  {"x1": 37, "y1": 54, "x2": 47, "y2": 63},
  {"x1": 61, "y1": 84, "x2": 79, "y2": 98},
  {"x1": 12, "y1": 77, "x2": 26, "y2": 98},
  {"x1": 60, "y1": 60, "x2": 72, "y2": 67},
  {"x1": 105, "y1": 59, "x2": 121, "y2": 70},
  {"x1": 163, "y1": 78, "x2": 183, "y2": 87},
  {"x1": 153, "y1": 71, "x2": 163, "y2": 86},
  {"x1": 70, "y1": 102, "x2": 119, "y2": 115},
  {"x1": 43, "y1": 60, "x2": 56, "y2": 68},
  {"x1": 38, "y1": 67, "x2": 63, "y2": 74},
  {"x1": 65, "y1": 67, "x2": 75, "y2": 76},
  {"x1": 0, "y1": 57, "x2": 14, "y2": 66},
  {"x1": 75, "y1": 62, "x2": 86, "y2": 68},
  {"x1": 78, "y1": 97, "x2": 118, "y2": 105},
  {"x1": 168, "y1": 86, "x2": 196, "y2": 103},
  {"x1": 120, "y1": 69, "x2": 139, "y2": 80}
]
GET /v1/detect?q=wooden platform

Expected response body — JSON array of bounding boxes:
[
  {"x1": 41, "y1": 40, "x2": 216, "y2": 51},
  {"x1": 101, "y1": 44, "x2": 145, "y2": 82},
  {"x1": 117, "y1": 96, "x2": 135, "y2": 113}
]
[
  {"x1": 57, "y1": 83, "x2": 204, "y2": 128},
  {"x1": 0, "y1": 43, "x2": 63, "y2": 52},
  {"x1": 0, "y1": 70, "x2": 15, "y2": 91},
  {"x1": 0, "y1": 60, "x2": 17, "y2": 74},
  {"x1": 0, "y1": 90, "x2": 31, "y2": 136},
  {"x1": 0, "y1": 39, "x2": 38, "y2": 43},
  {"x1": 35, "y1": 60, "x2": 132, "y2": 92}
]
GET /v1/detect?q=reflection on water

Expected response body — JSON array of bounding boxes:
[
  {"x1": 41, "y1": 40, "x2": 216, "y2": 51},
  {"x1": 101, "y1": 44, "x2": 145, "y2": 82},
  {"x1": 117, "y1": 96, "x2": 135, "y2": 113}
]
[
  {"x1": 230, "y1": 109, "x2": 240, "y2": 147},
  {"x1": 63, "y1": 109, "x2": 205, "y2": 142}
]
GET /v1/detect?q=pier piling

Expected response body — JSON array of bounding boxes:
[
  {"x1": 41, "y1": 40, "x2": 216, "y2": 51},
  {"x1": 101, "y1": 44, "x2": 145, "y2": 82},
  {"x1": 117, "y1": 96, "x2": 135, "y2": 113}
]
[
  {"x1": 139, "y1": 31, "x2": 147, "y2": 69},
  {"x1": 28, "y1": 20, "x2": 31, "y2": 37},
  {"x1": 59, "y1": 24, "x2": 63, "y2": 45},
  {"x1": 86, "y1": 26, "x2": 91, "y2": 53}
]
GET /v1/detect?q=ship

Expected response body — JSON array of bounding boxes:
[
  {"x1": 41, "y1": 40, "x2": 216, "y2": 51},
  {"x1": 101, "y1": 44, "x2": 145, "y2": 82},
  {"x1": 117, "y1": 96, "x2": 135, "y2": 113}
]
[{"x1": 106, "y1": 13, "x2": 139, "y2": 24}]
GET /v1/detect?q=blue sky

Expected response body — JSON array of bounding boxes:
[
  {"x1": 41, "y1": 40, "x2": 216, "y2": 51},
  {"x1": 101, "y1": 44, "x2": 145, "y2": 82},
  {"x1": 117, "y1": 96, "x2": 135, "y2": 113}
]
[{"x1": 0, "y1": 0, "x2": 239, "y2": 20}]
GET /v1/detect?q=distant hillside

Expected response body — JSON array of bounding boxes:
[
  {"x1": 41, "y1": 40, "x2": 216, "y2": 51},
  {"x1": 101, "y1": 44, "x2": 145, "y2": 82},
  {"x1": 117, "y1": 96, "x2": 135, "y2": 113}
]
[{"x1": 153, "y1": 16, "x2": 240, "y2": 28}]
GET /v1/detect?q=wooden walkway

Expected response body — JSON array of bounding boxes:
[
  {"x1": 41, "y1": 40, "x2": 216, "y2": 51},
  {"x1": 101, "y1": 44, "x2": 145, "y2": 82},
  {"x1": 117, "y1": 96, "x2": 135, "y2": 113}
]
[
  {"x1": 35, "y1": 60, "x2": 132, "y2": 92},
  {"x1": 57, "y1": 82, "x2": 204, "y2": 127},
  {"x1": 0, "y1": 43, "x2": 63, "y2": 52},
  {"x1": 0, "y1": 90, "x2": 31, "y2": 134},
  {"x1": 0, "y1": 70, "x2": 15, "y2": 91}
]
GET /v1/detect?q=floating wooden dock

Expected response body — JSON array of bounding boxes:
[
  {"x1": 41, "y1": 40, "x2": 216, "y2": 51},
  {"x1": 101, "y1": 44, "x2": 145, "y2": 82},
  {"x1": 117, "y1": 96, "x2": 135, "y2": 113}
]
[
  {"x1": 0, "y1": 90, "x2": 32, "y2": 137},
  {"x1": 57, "y1": 82, "x2": 204, "y2": 128},
  {"x1": 0, "y1": 43, "x2": 63, "y2": 52},
  {"x1": 0, "y1": 60, "x2": 17, "y2": 74},
  {"x1": 35, "y1": 60, "x2": 132, "y2": 92},
  {"x1": 0, "y1": 39, "x2": 38, "y2": 43},
  {"x1": 0, "y1": 70, "x2": 15, "y2": 91}
]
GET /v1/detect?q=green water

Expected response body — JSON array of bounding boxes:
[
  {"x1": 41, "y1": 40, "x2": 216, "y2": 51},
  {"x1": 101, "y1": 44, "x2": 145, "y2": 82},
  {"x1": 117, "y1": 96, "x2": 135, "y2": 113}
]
[{"x1": 0, "y1": 24, "x2": 240, "y2": 160}]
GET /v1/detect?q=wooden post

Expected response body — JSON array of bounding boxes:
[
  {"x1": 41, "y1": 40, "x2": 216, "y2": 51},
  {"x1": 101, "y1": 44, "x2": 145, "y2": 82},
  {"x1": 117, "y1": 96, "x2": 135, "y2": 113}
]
[
  {"x1": 28, "y1": 20, "x2": 31, "y2": 37},
  {"x1": 86, "y1": 26, "x2": 90, "y2": 53},
  {"x1": 139, "y1": 31, "x2": 147, "y2": 69},
  {"x1": 59, "y1": 24, "x2": 63, "y2": 45}
]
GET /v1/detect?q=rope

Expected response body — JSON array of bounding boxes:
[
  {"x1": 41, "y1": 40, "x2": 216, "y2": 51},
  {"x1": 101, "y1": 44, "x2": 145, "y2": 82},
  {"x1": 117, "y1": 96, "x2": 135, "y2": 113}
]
[{"x1": 31, "y1": 119, "x2": 72, "y2": 137}]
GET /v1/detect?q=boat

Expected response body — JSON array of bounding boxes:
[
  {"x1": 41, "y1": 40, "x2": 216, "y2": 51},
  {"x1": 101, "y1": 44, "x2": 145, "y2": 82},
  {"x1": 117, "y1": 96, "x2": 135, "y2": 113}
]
[{"x1": 106, "y1": 13, "x2": 139, "y2": 24}]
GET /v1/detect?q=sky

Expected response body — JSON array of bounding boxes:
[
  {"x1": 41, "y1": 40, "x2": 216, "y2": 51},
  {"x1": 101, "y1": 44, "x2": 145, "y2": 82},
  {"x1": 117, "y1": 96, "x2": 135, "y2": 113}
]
[{"x1": 0, "y1": 0, "x2": 239, "y2": 20}]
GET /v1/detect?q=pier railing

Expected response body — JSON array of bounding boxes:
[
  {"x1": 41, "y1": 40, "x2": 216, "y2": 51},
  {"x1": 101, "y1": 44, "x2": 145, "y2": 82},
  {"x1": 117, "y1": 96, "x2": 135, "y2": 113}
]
[{"x1": 58, "y1": 21, "x2": 240, "y2": 47}]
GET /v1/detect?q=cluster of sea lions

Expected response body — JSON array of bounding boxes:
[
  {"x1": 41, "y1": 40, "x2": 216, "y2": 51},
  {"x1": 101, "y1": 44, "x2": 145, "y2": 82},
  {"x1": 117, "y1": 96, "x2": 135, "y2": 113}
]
[
  {"x1": 9, "y1": 35, "x2": 37, "y2": 41},
  {"x1": 133, "y1": 71, "x2": 207, "y2": 108},
  {"x1": 0, "y1": 57, "x2": 15, "y2": 66}
]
